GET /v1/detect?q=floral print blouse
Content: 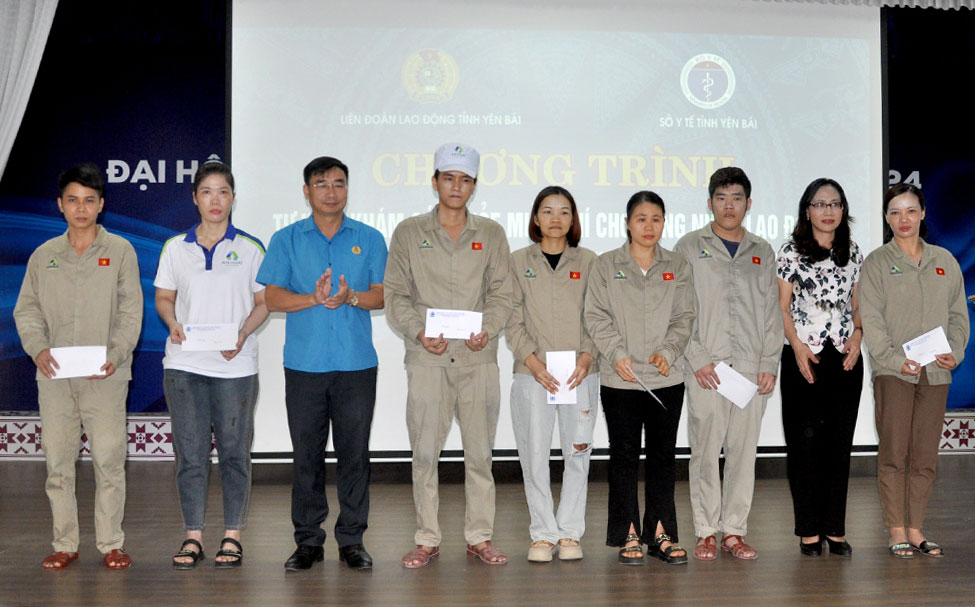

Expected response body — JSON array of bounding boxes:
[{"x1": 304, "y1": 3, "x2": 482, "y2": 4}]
[{"x1": 776, "y1": 240, "x2": 862, "y2": 354}]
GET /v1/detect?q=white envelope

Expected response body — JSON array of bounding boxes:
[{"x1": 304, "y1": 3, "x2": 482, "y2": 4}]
[
  {"x1": 546, "y1": 350, "x2": 577, "y2": 404},
  {"x1": 424, "y1": 309, "x2": 483, "y2": 340},
  {"x1": 903, "y1": 326, "x2": 951, "y2": 367},
  {"x1": 182, "y1": 323, "x2": 239, "y2": 351},
  {"x1": 714, "y1": 362, "x2": 759, "y2": 409},
  {"x1": 49, "y1": 346, "x2": 107, "y2": 379}
]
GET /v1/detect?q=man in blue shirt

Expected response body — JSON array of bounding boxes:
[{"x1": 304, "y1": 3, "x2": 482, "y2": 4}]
[{"x1": 257, "y1": 156, "x2": 387, "y2": 571}]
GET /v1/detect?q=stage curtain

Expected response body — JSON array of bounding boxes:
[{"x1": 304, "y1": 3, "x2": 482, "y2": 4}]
[
  {"x1": 0, "y1": 0, "x2": 59, "y2": 180},
  {"x1": 759, "y1": 0, "x2": 972, "y2": 9}
]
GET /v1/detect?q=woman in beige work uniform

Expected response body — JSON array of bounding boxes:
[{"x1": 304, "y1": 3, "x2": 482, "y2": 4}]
[
  {"x1": 859, "y1": 183, "x2": 969, "y2": 559},
  {"x1": 507, "y1": 186, "x2": 599, "y2": 562},
  {"x1": 584, "y1": 190, "x2": 695, "y2": 566}
]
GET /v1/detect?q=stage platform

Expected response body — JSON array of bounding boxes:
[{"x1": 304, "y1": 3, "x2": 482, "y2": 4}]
[{"x1": 2, "y1": 455, "x2": 974, "y2": 607}]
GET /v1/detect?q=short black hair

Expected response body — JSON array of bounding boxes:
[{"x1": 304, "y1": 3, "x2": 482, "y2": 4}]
[
  {"x1": 58, "y1": 162, "x2": 105, "y2": 197},
  {"x1": 708, "y1": 166, "x2": 751, "y2": 198},
  {"x1": 303, "y1": 156, "x2": 349, "y2": 185},
  {"x1": 193, "y1": 160, "x2": 235, "y2": 193}
]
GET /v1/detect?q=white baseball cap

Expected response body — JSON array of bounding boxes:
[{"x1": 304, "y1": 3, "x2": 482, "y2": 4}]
[{"x1": 434, "y1": 143, "x2": 480, "y2": 178}]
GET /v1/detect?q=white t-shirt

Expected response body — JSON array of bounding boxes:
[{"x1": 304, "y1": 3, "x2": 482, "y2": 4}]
[{"x1": 153, "y1": 224, "x2": 265, "y2": 377}]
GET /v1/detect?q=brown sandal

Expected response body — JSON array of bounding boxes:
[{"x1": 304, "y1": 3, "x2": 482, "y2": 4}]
[
  {"x1": 402, "y1": 545, "x2": 439, "y2": 569},
  {"x1": 693, "y1": 535, "x2": 717, "y2": 561},
  {"x1": 466, "y1": 541, "x2": 508, "y2": 565},
  {"x1": 104, "y1": 548, "x2": 132, "y2": 569},
  {"x1": 722, "y1": 535, "x2": 758, "y2": 560},
  {"x1": 42, "y1": 551, "x2": 78, "y2": 570}
]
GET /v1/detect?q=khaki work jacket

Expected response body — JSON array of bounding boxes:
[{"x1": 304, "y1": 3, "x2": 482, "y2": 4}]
[
  {"x1": 584, "y1": 243, "x2": 694, "y2": 390},
  {"x1": 384, "y1": 206, "x2": 513, "y2": 367},
  {"x1": 506, "y1": 243, "x2": 598, "y2": 376},
  {"x1": 859, "y1": 239, "x2": 969, "y2": 385}
]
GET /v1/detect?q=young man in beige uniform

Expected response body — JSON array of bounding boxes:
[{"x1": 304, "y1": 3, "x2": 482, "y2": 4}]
[
  {"x1": 14, "y1": 163, "x2": 143, "y2": 570},
  {"x1": 385, "y1": 143, "x2": 513, "y2": 567},
  {"x1": 674, "y1": 167, "x2": 783, "y2": 561}
]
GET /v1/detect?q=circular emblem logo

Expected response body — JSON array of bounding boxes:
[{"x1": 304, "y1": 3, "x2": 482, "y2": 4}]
[
  {"x1": 680, "y1": 54, "x2": 735, "y2": 110},
  {"x1": 351, "y1": 246, "x2": 362, "y2": 255},
  {"x1": 402, "y1": 49, "x2": 459, "y2": 104}
]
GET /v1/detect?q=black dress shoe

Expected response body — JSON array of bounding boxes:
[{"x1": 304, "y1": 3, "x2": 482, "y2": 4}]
[
  {"x1": 799, "y1": 538, "x2": 823, "y2": 556},
  {"x1": 285, "y1": 545, "x2": 324, "y2": 571},
  {"x1": 338, "y1": 543, "x2": 373, "y2": 570},
  {"x1": 826, "y1": 538, "x2": 853, "y2": 556}
]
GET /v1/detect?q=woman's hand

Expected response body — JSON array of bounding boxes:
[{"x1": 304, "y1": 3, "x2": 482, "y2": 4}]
[
  {"x1": 566, "y1": 352, "x2": 593, "y2": 389},
  {"x1": 842, "y1": 329, "x2": 862, "y2": 371},
  {"x1": 648, "y1": 353, "x2": 669, "y2": 377},
  {"x1": 900, "y1": 359, "x2": 921, "y2": 376},
  {"x1": 615, "y1": 358, "x2": 636, "y2": 383},
  {"x1": 791, "y1": 341, "x2": 820, "y2": 383},
  {"x1": 526, "y1": 354, "x2": 560, "y2": 394},
  {"x1": 935, "y1": 353, "x2": 958, "y2": 370}
]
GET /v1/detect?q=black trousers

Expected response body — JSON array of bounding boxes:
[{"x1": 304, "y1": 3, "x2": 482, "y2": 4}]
[
  {"x1": 285, "y1": 366, "x2": 377, "y2": 548},
  {"x1": 601, "y1": 383, "x2": 684, "y2": 546},
  {"x1": 781, "y1": 343, "x2": 862, "y2": 537}
]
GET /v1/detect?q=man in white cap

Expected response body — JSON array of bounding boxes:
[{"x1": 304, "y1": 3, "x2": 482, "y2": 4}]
[{"x1": 385, "y1": 143, "x2": 513, "y2": 568}]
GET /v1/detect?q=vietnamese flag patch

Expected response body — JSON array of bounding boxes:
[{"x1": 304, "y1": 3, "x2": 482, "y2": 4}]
[
  {"x1": 472, "y1": 242, "x2": 483, "y2": 250},
  {"x1": 569, "y1": 271, "x2": 581, "y2": 280},
  {"x1": 936, "y1": 267, "x2": 945, "y2": 276},
  {"x1": 98, "y1": 258, "x2": 111, "y2": 266},
  {"x1": 752, "y1": 256, "x2": 761, "y2": 264},
  {"x1": 662, "y1": 272, "x2": 674, "y2": 281}
]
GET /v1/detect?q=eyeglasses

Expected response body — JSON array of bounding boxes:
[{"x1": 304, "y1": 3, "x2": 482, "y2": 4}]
[{"x1": 810, "y1": 202, "x2": 842, "y2": 211}]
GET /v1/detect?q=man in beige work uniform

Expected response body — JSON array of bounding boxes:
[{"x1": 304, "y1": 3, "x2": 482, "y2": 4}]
[
  {"x1": 14, "y1": 163, "x2": 143, "y2": 570},
  {"x1": 385, "y1": 143, "x2": 513, "y2": 567},
  {"x1": 674, "y1": 167, "x2": 783, "y2": 561}
]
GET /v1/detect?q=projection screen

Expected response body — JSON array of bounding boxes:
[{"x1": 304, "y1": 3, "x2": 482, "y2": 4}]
[{"x1": 232, "y1": 0, "x2": 883, "y2": 459}]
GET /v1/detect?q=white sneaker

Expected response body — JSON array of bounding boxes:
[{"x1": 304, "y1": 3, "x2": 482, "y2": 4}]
[
  {"x1": 557, "y1": 538, "x2": 583, "y2": 560},
  {"x1": 527, "y1": 540, "x2": 556, "y2": 562}
]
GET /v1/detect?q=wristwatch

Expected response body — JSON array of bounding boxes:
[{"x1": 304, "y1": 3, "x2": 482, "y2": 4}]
[{"x1": 349, "y1": 290, "x2": 359, "y2": 307}]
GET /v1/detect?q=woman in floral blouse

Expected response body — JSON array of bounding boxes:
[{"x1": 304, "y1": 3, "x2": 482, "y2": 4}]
[{"x1": 776, "y1": 178, "x2": 863, "y2": 558}]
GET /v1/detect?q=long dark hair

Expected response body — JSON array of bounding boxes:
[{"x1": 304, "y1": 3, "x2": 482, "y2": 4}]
[
  {"x1": 882, "y1": 183, "x2": 927, "y2": 244},
  {"x1": 790, "y1": 178, "x2": 854, "y2": 266}
]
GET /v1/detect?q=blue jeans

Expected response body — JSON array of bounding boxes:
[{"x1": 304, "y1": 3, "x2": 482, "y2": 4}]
[
  {"x1": 510, "y1": 372, "x2": 598, "y2": 544},
  {"x1": 164, "y1": 369, "x2": 258, "y2": 531}
]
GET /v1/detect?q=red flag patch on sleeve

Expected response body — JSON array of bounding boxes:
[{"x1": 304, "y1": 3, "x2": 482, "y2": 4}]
[
  {"x1": 472, "y1": 242, "x2": 483, "y2": 250},
  {"x1": 569, "y1": 271, "x2": 581, "y2": 280},
  {"x1": 98, "y1": 258, "x2": 111, "y2": 266},
  {"x1": 936, "y1": 267, "x2": 945, "y2": 275},
  {"x1": 662, "y1": 272, "x2": 674, "y2": 281},
  {"x1": 752, "y1": 256, "x2": 761, "y2": 264}
]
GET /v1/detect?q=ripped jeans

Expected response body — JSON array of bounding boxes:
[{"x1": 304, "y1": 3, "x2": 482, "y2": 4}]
[
  {"x1": 510, "y1": 372, "x2": 599, "y2": 544},
  {"x1": 164, "y1": 369, "x2": 258, "y2": 531}
]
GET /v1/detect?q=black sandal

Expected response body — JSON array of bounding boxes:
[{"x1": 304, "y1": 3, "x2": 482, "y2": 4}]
[
  {"x1": 215, "y1": 537, "x2": 243, "y2": 568},
  {"x1": 649, "y1": 533, "x2": 688, "y2": 565},
  {"x1": 618, "y1": 533, "x2": 644, "y2": 565},
  {"x1": 172, "y1": 538, "x2": 205, "y2": 570}
]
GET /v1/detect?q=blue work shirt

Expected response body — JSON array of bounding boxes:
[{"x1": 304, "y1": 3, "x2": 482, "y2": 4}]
[{"x1": 257, "y1": 215, "x2": 387, "y2": 373}]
